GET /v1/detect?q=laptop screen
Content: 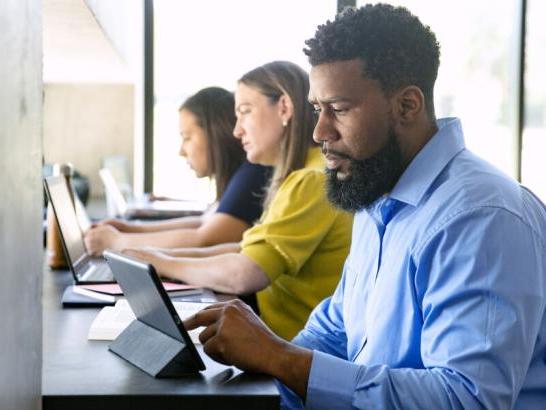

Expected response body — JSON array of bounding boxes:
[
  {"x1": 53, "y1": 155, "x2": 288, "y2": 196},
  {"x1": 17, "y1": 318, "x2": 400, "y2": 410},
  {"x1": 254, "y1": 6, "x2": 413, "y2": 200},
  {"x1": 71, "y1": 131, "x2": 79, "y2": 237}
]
[
  {"x1": 45, "y1": 176, "x2": 87, "y2": 269},
  {"x1": 99, "y1": 168, "x2": 128, "y2": 217}
]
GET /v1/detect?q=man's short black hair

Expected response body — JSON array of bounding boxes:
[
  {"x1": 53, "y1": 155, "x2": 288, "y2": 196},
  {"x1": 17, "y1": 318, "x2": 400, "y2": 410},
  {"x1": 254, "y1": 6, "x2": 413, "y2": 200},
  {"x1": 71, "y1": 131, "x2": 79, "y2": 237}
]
[{"x1": 304, "y1": 3, "x2": 440, "y2": 116}]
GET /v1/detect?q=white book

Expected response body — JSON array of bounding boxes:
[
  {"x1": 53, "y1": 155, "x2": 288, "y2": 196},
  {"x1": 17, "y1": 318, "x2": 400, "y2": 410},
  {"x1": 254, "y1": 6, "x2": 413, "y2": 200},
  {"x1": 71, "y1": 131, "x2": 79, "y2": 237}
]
[{"x1": 88, "y1": 299, "x2": 211, "y2": 344}]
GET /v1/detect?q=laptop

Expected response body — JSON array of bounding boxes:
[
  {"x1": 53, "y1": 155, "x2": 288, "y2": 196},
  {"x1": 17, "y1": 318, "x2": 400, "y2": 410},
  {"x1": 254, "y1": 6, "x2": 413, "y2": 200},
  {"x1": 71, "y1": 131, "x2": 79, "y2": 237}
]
[
  {"x1": 44, "y1": 175, "x2": 115, "y2": 283},
  {"x1": 99, "y1": 168, "x2": 208, "y2": 220},
  {"x1": 103, "y1": 250, "x2": 206, "y2": 375}
]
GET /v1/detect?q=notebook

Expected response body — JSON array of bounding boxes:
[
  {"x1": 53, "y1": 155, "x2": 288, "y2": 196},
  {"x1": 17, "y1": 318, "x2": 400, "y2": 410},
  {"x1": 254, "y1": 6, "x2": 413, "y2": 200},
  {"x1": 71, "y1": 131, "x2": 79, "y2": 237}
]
[
  {"x1": 99, "y1": 168, "x2": 208, "y2": 220},
  {"x1": 79, "y1": 282, "x2": 203, "y2": 296},
  {"x1": 88, "y1": 299, "x2": 209, "y2": 342},
  {"x1": 44, "y1": 175, "x2": 115, "y2": 283}
]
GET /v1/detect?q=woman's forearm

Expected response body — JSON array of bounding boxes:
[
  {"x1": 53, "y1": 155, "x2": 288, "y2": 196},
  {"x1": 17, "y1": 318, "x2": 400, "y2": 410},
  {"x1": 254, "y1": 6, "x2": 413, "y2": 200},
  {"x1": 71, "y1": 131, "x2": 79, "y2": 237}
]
[
  {"x1": 124, "y1": 216, "x2": 203, "y2": 233},
  {"x1": 157, "y1": 253, "x2": 269, "y2": 295},
  {"x1": 162, "y1": 243, "x2": 241, "y2": 258},
  {"x1": 119, "y1": 213, "x2": 249, "y2": 249},
  {"x1": 119, "y1": 228, "x2": 206, "y2": 249}
]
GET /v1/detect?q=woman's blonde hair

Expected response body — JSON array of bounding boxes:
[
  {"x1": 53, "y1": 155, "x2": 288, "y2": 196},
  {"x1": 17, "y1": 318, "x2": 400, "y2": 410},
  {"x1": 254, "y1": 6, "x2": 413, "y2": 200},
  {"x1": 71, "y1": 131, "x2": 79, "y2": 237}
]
[{"x1": 238, "y1": 61, "x2": 317, "y2": 209}]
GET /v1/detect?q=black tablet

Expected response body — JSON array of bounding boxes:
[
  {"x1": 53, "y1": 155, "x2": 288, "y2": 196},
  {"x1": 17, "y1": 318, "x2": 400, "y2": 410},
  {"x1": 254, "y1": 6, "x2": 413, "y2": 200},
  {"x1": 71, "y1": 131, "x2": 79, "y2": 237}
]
[{"x1": 103, "y1": 250, "x2": 205, "y2": 376}]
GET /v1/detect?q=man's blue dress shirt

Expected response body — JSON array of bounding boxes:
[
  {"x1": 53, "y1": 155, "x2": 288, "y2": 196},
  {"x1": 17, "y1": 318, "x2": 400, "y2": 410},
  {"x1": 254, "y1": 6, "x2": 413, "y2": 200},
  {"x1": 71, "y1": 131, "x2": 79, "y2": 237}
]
[{"x1": 283, "y1": 118, "x2": 546, "y2": 409}]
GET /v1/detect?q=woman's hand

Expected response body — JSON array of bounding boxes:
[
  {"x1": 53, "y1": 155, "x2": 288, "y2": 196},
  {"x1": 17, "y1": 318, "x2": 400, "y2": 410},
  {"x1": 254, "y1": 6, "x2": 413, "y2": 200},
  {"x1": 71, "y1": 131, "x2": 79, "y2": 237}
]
[
  {"x1": 121, "y1": 247, "x2": 168, "y2": 268},
  {"x1": 121, "y1": 247, "x2": 180, "y2": 281},
  {"x1": 84, "y1": 225, "x2": 124, "y2": 256},
  {"x1": 100, "y1": 218, "x2": 135, "y2": 232}
]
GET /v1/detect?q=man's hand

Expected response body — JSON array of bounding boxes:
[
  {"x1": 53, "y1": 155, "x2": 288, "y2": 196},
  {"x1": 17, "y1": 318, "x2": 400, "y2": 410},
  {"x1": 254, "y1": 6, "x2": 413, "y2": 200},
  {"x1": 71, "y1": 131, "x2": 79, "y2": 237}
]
[
  {"x1": 185, "y1": 299, "x2": 283, "y2": 373},
  {"x1": 184, "y1": 299, "x2": 313, "y2": 397},
  {"x1": 84, "y1": 224, "x2": 123, "y2": 255}
]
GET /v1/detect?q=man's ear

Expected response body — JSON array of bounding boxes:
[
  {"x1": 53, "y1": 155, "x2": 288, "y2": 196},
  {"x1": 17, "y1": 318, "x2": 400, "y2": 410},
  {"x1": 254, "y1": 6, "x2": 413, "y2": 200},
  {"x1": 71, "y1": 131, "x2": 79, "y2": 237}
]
[
  {"x1": 278, "y1": 94, "x2": 294, "y2": 125},
  {"x1": 393, "y1": 86, "x2": 425, "y2": 124}
]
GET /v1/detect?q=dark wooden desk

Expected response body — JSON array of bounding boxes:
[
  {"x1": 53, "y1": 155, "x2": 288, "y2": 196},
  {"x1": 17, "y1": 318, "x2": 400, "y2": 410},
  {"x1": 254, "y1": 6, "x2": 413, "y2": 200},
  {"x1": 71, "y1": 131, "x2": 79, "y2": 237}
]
[{"x1": 42, "y1": 268, "x2": 280, "y2": 409}]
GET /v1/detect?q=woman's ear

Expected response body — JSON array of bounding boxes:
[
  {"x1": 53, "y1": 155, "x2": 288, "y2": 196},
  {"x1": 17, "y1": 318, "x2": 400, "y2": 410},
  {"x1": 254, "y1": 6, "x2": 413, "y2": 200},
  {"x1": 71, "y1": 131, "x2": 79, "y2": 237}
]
[
  {"x1": 393, "y1": 86, "x2": 425, "y2": 124},
  {"x1": 278, "y1": 94, "x2": 294, "y2": 125}
]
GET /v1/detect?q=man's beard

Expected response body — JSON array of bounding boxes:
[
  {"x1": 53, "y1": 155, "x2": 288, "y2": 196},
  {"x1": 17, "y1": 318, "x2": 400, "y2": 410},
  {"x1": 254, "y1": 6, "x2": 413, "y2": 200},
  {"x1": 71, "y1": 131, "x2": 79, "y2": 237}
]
[{"x1": 325, "y1": 130, "x2": 404, "y2": 212}]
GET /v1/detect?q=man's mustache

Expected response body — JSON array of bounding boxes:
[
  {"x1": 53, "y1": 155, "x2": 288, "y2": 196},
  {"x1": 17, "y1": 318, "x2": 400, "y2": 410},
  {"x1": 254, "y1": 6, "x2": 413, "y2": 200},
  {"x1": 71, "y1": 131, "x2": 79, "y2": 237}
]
[{"x1": 321, "y1": 145, "x2": 353, "y2": 161}]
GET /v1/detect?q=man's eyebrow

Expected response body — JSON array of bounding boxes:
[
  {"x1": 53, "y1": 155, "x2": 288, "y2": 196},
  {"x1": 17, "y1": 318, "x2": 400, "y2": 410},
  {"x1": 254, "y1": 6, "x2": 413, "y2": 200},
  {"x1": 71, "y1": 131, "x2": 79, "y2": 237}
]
[{"x1": 308, "y1": 96, "x2": 352, "y2": 105}]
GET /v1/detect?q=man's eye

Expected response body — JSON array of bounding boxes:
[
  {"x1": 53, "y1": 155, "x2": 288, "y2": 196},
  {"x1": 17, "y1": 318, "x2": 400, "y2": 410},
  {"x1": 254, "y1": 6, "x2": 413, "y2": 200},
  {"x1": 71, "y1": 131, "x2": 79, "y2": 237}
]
[{"x1": 312, "y1": 107, "x2": 322, "y2": 115}]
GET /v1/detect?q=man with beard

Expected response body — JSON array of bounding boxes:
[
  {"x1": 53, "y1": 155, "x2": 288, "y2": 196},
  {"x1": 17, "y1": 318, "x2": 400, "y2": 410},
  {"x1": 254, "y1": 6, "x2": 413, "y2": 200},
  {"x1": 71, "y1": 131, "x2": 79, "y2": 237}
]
[{"x1": 185, "y1": 4, "x2": 546, "y2": 409}]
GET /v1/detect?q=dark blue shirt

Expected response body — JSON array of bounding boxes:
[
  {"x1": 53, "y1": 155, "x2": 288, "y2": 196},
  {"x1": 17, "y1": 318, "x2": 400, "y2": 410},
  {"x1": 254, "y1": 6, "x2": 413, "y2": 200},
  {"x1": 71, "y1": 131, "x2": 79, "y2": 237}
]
[{"x1": 216, "y1": 161, "x2": 270, "y2": 225}]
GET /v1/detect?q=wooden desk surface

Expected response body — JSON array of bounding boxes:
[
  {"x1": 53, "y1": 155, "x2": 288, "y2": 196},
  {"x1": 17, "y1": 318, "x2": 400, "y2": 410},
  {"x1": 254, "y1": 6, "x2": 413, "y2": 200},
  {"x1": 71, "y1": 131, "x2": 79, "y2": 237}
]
[{"x1": 42, "y1": 268, "x2": 280, "y2": 410}]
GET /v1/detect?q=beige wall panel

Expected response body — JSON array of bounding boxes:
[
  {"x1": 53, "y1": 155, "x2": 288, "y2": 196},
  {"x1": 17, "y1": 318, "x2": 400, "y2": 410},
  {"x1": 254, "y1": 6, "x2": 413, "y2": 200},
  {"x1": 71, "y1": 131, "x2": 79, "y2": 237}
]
[{"x1": 44, "y1": 83, "x2": 134, "y2": 198}]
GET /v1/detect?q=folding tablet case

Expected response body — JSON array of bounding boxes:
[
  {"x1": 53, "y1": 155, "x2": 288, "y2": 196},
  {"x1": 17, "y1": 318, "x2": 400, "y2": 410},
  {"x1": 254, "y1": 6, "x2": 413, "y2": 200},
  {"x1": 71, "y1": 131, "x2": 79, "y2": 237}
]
[{"x1": 103, "y1": 250, "x2": 205, "y2": 377}]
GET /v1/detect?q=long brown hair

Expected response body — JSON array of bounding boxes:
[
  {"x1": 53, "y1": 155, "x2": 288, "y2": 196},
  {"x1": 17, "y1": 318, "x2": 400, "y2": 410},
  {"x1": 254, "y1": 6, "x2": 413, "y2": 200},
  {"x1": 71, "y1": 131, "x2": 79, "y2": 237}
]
[
  {"x1": 238, "y1": 61, "x2": 317, "y2": 209},
  {"x1": 179, "y1": 87, "x2": 246, "y2": 200}
]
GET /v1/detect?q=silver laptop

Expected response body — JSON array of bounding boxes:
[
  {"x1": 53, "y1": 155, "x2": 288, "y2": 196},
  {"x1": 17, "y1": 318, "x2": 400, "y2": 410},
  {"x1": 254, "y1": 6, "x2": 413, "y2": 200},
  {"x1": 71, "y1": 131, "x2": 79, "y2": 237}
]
[
  {"x1": 99, "y1": 168, "x2": 208, "y2": 220},
  {"x1": 44, "y1": 175, "x2": 115, "y2": 283}
]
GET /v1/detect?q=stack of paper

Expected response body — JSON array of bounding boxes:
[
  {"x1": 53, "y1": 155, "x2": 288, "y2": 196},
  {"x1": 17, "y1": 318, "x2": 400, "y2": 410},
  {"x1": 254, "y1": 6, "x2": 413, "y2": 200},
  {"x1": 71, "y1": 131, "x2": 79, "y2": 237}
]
[{"x1": 88, "y1": 299, "x2": 210, "y2": 344}]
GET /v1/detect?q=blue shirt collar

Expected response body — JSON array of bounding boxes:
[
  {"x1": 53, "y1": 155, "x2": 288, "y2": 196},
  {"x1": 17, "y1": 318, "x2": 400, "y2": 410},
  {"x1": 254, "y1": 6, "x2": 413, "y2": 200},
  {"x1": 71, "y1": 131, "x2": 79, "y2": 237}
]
[{"x1": 389, "y1": 117, "x2": 466, "y2": 207}]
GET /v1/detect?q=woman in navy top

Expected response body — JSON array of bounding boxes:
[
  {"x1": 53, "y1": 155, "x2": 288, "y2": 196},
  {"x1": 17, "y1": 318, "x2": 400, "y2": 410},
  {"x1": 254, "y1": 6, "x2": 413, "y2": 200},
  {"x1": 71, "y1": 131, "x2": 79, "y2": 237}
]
[{"x1": 85, "y1": 87, "x2": 270, "y2": 255}]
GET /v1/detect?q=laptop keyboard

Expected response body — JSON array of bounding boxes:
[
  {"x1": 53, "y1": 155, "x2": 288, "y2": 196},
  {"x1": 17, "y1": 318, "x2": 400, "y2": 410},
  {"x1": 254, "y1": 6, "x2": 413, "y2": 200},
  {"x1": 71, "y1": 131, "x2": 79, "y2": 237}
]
[{"x1": 79, "y1": 261, "x2": 113, "y2": 281}]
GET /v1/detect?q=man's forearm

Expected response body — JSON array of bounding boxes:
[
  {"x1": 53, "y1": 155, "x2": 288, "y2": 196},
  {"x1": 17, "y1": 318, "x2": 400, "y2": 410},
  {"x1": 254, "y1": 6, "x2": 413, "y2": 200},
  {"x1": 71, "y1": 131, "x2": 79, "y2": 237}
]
[{"x1": 267, "y1": 341, "x2": 313, "y2": 399}]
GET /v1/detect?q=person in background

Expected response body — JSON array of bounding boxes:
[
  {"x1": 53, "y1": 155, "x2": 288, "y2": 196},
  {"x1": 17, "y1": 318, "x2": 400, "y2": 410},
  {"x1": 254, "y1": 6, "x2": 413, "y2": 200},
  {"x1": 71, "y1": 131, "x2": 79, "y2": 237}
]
[
  {"x1": 181, "y1": 5, "x2": 546, "y2": 409},
  {"x1": 125, "y1": 61, "x2": 353, "y2": 341},
  {"x1": 85, "y1": 87, "x2": 270, "y2": 254}
]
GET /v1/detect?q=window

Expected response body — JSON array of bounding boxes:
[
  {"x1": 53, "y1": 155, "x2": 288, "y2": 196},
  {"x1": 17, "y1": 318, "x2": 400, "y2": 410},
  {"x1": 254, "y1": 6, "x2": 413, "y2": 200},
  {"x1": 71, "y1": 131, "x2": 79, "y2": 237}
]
[
  {"x1": 522, "y1": 0, "x2": 546, "y2": 201},
  {"x1": 358, "y1": 0, "x2": 520, "y2": 178},
  {"x1": 153, "y1": 0, "x2": 337, "y2": 201},
  {"x1": 152, "y1": 1, "x2": 545, "y2": 202}
]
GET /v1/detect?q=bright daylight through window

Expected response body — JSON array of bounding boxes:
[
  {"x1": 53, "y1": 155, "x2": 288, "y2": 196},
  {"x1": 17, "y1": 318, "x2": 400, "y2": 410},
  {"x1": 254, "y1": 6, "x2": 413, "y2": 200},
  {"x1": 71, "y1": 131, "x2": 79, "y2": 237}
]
[{"x1": 153, "y1": 0, "x2": 337, "y2": 202}]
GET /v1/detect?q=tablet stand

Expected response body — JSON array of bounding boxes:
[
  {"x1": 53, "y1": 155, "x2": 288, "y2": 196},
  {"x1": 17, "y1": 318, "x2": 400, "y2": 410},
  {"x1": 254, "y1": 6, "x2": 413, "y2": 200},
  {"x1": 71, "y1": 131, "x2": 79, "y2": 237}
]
[{"x1": 109, "y1": 319, "x2": 201, "y2": 377}]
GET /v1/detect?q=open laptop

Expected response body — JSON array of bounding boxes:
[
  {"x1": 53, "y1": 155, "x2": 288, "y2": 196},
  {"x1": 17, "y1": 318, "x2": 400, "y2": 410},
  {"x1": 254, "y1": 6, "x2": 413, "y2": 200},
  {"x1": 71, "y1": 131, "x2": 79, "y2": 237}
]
[
  {"x1": 99, "y1": 168, "x2": 208, "y2": 220},
  {"x1": 103, "y1": 250, "x2": 205, "y2": 375},
  {"x1": 44, "y1": 175, "x2": 115, "y2": 283}
]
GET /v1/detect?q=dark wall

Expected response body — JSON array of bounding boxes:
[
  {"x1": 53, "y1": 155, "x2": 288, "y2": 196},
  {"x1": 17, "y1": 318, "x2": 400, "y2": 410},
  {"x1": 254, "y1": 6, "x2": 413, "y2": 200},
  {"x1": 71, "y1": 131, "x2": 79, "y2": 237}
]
[{"x1": 0, "y1": 1, "x2": 43, "y2": 409}]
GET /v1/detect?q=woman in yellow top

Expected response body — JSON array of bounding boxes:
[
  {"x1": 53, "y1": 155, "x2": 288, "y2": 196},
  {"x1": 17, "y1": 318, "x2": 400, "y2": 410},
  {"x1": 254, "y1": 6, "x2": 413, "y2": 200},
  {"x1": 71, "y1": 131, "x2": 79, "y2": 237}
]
[{"x1": 125, "y1": 61, "x2": 353, "y2": 340}]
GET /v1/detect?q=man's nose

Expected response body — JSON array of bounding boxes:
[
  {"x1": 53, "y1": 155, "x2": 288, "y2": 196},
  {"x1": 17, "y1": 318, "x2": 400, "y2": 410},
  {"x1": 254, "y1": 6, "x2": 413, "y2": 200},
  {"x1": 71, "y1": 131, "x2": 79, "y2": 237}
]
[{"x1": 313, "y1": 112, "x2": 338, "y2": 144}]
